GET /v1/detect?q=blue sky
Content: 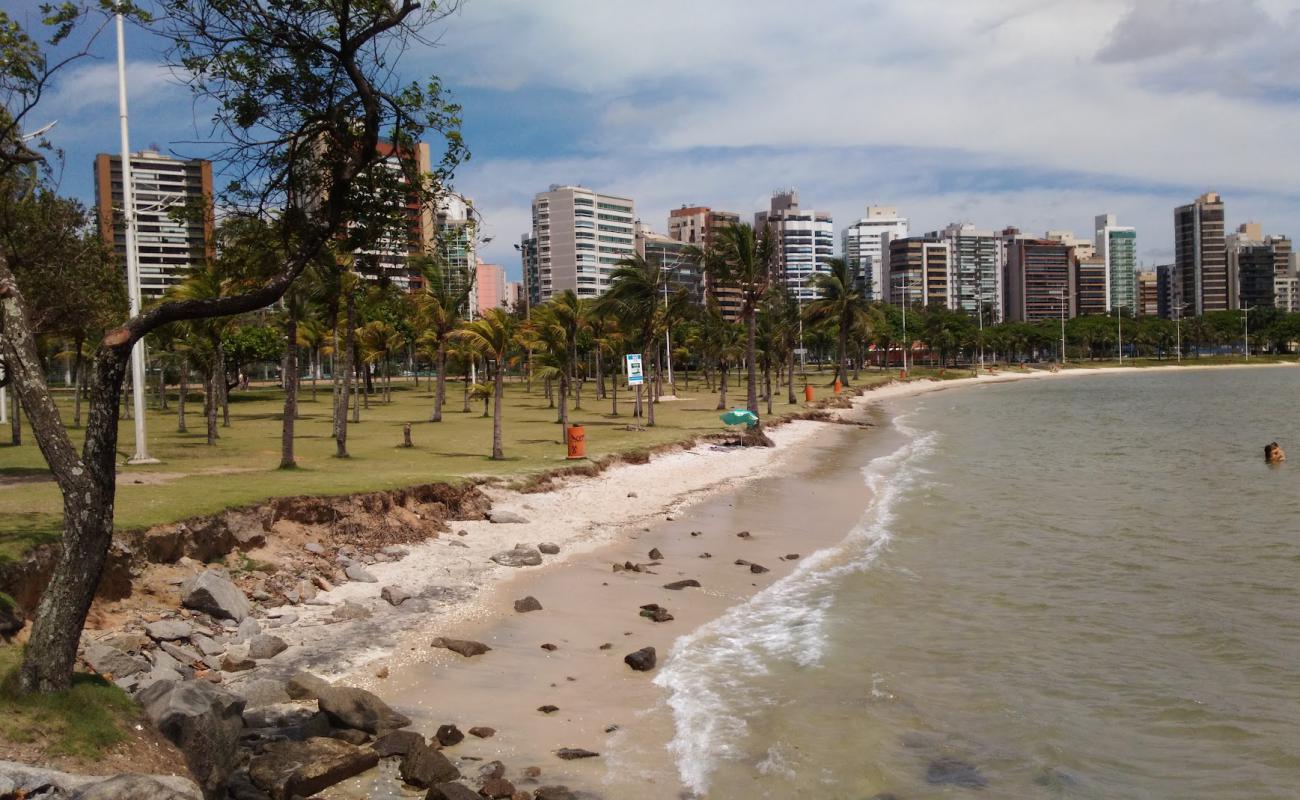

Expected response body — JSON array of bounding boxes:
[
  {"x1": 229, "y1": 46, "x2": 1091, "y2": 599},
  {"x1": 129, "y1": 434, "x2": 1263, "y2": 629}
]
[{"x1": 15, "y1": 0, "x2": 1300, "y2": 280}]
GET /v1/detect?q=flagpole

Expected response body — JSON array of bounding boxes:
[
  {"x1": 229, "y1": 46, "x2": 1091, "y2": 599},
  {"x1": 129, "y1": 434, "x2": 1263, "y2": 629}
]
[{"x1": 116, "y1": 7, "x2": 157, "y2": 463}]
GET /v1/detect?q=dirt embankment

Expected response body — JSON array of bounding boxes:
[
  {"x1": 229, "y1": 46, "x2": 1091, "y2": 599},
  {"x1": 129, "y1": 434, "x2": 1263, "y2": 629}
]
[{"x1": 0, "y1": 482, "x2": 492, "y2": 625}]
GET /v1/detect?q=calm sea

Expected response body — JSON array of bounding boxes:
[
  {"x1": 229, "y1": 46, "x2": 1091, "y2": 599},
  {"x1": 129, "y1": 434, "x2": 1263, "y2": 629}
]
[{"x1": 653, "y1": 367, "x2": 1300, "y2": 799}]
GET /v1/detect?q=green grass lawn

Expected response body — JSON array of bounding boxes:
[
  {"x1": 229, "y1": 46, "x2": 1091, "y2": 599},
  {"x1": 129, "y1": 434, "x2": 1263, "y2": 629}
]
[
  {"x1": 0, "y1": 645, "x2": 138, "y2": 760},
  {"x1": 0, "y1": 368, "x2": 902, "y2": 561}
]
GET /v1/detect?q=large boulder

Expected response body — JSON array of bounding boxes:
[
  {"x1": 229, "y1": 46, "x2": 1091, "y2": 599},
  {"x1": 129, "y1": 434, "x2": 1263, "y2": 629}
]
[
  {"x1": 399, "y1": 743, "x2": 459, "y2": 788},
  {"x1": 74, "y1": 774, "x2": 200, "y2": 799},
  {"x1": 513, "y1": 596, "x2": 543, "y2": 613},
  {"x1": 248, "y1": 737, "x2": 379, "y2": 800},
  {"x1": 316, "y1": 685, "x2": 411, "y2": 734},
  {"x1": 371, "y1": 730, "x2": 425, "y2": 758},
  {"x1": 490, "y1": 545, "x2": 542, "y2": 567},
  {"x1": 285, "y1": 672, "x2": 331, "y2": 701},
  {"x1": 181, "y1": 571, "x2": 251, "y2": 622},
  {"x1": 137, "y1": 680, "x2": 246, "y2": 800},
  {"x1": 623, "y1": 647, "x2": 656, "y2": 672},
  {"x1": 424, "y1": 783, "x2": 479, "y2": 800}
]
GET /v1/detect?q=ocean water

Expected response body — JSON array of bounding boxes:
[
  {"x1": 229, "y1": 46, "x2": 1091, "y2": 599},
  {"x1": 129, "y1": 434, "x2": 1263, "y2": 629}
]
[{"x1": 654, "y1": 367, "x2": 1300, "y2": 799}]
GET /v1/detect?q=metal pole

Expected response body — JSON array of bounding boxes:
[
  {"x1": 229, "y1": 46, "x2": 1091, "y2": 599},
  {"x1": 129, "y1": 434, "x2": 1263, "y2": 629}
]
[
  {"x1": 663, "y1": 256, "x2": 673, "y2": 388},
  {"x1": 902, "y1": 277, "x2": 909, "y2": 374},
  {"x1": 117, "y1": 9, "x2": 156, "y2": 464},
  {"x1": 1176, "y1": 305, "x2": 1182, "y2": 364},
  {"x1": 1117, "y1": 307, "x2": 1123, "y2": 365}
]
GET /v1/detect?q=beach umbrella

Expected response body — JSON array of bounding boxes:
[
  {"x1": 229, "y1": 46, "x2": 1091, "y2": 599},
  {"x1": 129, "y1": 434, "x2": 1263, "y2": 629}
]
[{"x1": 720, "y1": 409, "x2": 759, "y2": 427}]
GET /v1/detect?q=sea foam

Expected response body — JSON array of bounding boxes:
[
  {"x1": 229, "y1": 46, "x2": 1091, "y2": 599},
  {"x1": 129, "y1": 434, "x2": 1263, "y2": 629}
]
[{"x1": 653, "y1": 414, "x2": 936, "y2": 794}]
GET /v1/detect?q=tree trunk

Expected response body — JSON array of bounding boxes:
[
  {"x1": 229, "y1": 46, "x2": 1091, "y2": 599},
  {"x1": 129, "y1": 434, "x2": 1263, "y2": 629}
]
[
  {"x1": 745, "y1": 309, "x2": 758, "y2": 415},
  {"x1": 462, "y1": 366, "x2": 471, "y2": 412},
  {"x1": 490, "y1": 360, "x2": 505, "y2": 460},
  {"x1": 280, "y1": 318, "x2": 298, "y2": 469},
  {"x1": 218, "y1": 340, "x2": 230, "y2": 428},
  {"x1": 787, "y1": 345, "x2": 797, "y2": 404},
  {"x1": 157, "y1": 357, "x2": 167, "y2": 411},
  {"x1": 765, "y1": 359, "x2": 773, "y2": 415},
  {"x1": 71, "y1": 343, "x2": 84, "y2": 429},
  {"x1": 647, "y1": 346, "x2": 657, "y2": 427},
  {"x1": 310, "y1": 348, "x2": 318, "y2": 402},
  {"x1": 336, "y1": 293, "x2": 355, "y2": 457},
  {"x1": 557, "y1": 374, "x2": 569, "y2": 429},
  {"x1": 177, "y1": 356, "x2": 188, "y2": 433},
  {"x1": 837, "y1": 320, "x2": 849, "y2": 387},
  {"x1": 595, "y1": 350, "x2": 604, "y2": 400},
  {"x1": 205, "y1": 365, "x2": 219, "y2": 445},
  {"x1": 431, "y1": 342, "x2": 446, "y2": 421},
  {"x1": 11, "y1": 393, "x2": 21, "y2": 445},
  {"x1": 611, "y1": 367, "x2": 619, "y2": 416},
  {"x1": 717, "y1": 362, "x2": 728, "y2": 410}
]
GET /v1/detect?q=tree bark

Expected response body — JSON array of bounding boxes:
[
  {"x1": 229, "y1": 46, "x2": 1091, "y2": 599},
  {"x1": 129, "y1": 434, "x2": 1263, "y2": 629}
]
[
  {"x1": 431, "y1": 342, "x2": 446, "y2": 421},
  {"x1": 745, "y1": 309, "x2": 758, "y2": 415},
  {"x1": 335, "y1": 293, "x2": 355, "y2": 457},
  {"x1": 177, "y1": 355, "x2": 188, "y2": 433},
  {"x1": 490, "y1": 359, "x2": 505, "y2": 460},
  {"x1": 786, "y1": 345, "x2": 797, "y2": 404},
  {"x1": 280, "y1": 318, "x2": 298, "y2": 469},
  {"x1": 11, "y1": 392, "x2": 21, "y2": 445},
  {"x1": 717, "y1": 362, "x2": 728, "y2": 410},
  {"x1": 647, "y1": 345, "x2": 657, "y2": 427},
  {"x1": 218, "y1": 340, "x2": 230, "y2": 428},
  {"x1": 71, "y1": 336, "x2": 84, "y2": 428},
  {"x1": 205, "y1": 363, "x2": 219, "y2": 445}
]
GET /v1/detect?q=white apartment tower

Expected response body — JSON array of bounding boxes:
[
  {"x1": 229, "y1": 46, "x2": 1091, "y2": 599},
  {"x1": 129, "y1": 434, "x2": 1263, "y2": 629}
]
[
  {"x1": 842, "y1": 206, "x2": 908, "y2": 301},
  {"x1": 931, "y1": 222, "x2": 1003, "y2": 322},
  {"x1": 755, "y1": 190, "x2": 834, "y2": 303},
  {"x1": 530, "y1": 185, "x2": 636, "y2": 302},
  {"x1": 1095, "y1": 213, "x2": 1138, "y2": 314}
]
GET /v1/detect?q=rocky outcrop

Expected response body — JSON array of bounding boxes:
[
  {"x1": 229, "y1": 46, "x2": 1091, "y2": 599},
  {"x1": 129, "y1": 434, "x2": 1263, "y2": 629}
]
[
  {"x1": 430, "y1": 637, "x2": 491, "y2": 657},
  {"x1": 181, "y1": 571, "x2": 251, "y2": 622},
  {"x1": 0, "y1": 762, "x2": 202, "y2": 799},
  {"x1": 316, "y1": 685, "x2": 412, "y2": 734},
  {"x1": 490, "y1": 545, "x2": 542, "y2": 567},
  {"x1": 398, "y1": 742, "x2": 459, "y2": 788},
  {"x1": 138, "y1": 680, "x2": 246, "y2": 800},
  {"x1": 248, "y1": 737, "x2": 379, "y2": 800},
  {"x1": 624, "y1": 647, "x2": 656, "y2": 672}
]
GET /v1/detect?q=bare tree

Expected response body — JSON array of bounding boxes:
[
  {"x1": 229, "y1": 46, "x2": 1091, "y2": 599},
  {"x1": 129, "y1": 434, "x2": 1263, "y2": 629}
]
[{"x1": 0, "y1": 0, "x2": 466, "y2": 693}]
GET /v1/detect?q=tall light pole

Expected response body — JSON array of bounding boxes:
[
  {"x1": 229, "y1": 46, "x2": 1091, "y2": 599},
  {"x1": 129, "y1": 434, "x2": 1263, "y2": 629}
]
[
  {"x1": 1051, "y1": 288, "x2": 1067, "y2": 363},
  {"x1": 893, "y1": 273, "x2": 912, "y2": 374},
  {"x1": 1115, "y1": 305, "x2": 1124, "y2": 365},
  {"x1": 1173, "y1": 302, "x2": 1189, "y2": 363},
  {"x1": 1242, "y1": 305, "x2": 1255, "y2": 360},
  {"x1": 116, "y1": 7, "x2": 157, "y2": 464}
]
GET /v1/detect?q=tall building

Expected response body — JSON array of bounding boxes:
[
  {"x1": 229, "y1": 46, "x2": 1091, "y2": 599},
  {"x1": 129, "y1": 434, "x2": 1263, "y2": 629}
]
[
  {"x1": 475, "y1": 261, "x2": 506, "y2": 314},
  {"x1": 517, "y1": 234, "x2": 539, "y2": 312},
  {"x1": 931, "y1": 223, "x2": 1003, "y2": 322},
  {"x1": 1137, "y1": 271, "x2": 1159, "y2": 316},
  {"x1": 1075, "y1": 254, "x2": 1108, "y2": 316},
  {"x1": 430, "y1": 190, "x2": 476, "y2": 300},
  {"x1": 843, "y1": 206, "x2": 908, "y2": 301},
  {"x1": 887, "y1": 237, "x2": 951, "y2": 307},
  {"x1": 1227, "y1": 223, "x2": 1272, "y2": 310},
  {"x1": 1004, "y1": 238, "x2": 1075, "y2": 322},
  {"x1": 1155, "y1": 264, "x2": 1177, "y2": 319},
  {"x1": 1174, "y1": 192, "x2": 1227, "y2": 315},
  {"x1": 94, "y1": 150, "x2": 214, "y2": 297},
  {"x1": 754, "y1": 190, "x2": 834, "y2": 304},
  {"x1": 668, "y1": 206, "x2": 741, "y2": 320},
  {"x1": 1095, "y1": 214, "x2": 1138, "y2": 314},
  {"x1": 636, "y1": 222, "x2": 705, "y2": 307},
  {"x1": 530, "y1": 185, "x2": 636, "y2": 302},
  {"x1": 351, "y1": 141, "x2": 438, "y2": 291}
]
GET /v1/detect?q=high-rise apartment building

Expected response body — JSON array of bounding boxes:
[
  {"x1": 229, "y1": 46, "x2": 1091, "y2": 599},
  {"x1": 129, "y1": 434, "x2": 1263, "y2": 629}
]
[
  {"x1": 94, "y1": 150, "x2": 214, "y2": 297},
  {"x1": 518, "y1": 234, "x2": 539, "y2": 311},
  {"x1": 636, "y1": 222, "x2": 705, "y2": 307},
  {"x1": 843, "y1": 206, "x2": 908, "y2": 301},
  {"x1": 1155, "y1": 264, "x2": 1178, "y2": 319},
  {"x1": 349, "y1": 141, "x2": 439, "y2": 291},
  {"x1": 1174, "y1": 192, "x2": 1227, "y2": 315},
  {"x1": 430, "y1": 190, "x2": 476, "y2": 300},
  {"x1": 668, "y1": 206, "x2": 741, "y2": 319},
  {"x1": 529, "y1": 185, "x2": 636, "y2": 302},
  {"x1": 1137, "y1": 271, "x2": 1159, "y2": 316},
  {"x1": 1095, "y1": 214, "x2": 1138, "y2": 314},
  {"x1": 1004, "y1": 238, "x2": 1075, "y2": 322},
  {"x1": 505, "y1": 281, "x2": 525, "y2": 312},
  {"x1": 931, "y1": 223, "x2": 1003, "y2": 322},
  {"x1": 475, "y1": 261, "x2": 506, "y2": 314},
  {"x1": 1075, "y1": 254, "x2": 1108, "y2": 316},
  {"x1": 887, "y1": 237, "x2": 951, "y2": 307},
  {"x1": 755, "y1": 190, "x2": 834, "y2": 304}
]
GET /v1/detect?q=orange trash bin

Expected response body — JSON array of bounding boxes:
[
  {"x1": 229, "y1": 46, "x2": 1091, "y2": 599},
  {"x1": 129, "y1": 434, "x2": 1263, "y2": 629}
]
[
  {"x1": 566, "y1": 424, "x2": 586, "y2": 460},
  {"x1": 899, "y1": 369, "x2": 908, "y2": 379},
  {"x1": 833, "y1": 378, "x2": 842, "y2": 395},
  {"x1": 804, "y1": 384, "x2": 814, "y2": 402}
]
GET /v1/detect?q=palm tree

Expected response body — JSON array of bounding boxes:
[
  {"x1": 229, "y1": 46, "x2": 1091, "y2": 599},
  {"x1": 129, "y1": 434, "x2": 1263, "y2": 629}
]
[
  {"x1": 277, "y1": 285, "x2": 312, "y2": 468},
  {"x1": 602, "y1": 253, "x2": 663, "y2": 425},
  {"x1": 804, "y1": 257, "x2": 869, "y2": 386},
  {"x1": 529, "y1": 292, "x2": 585, "y2": 428},
  {"x1": 167, "y1": 260, "x2": 231, "y2": 446},
  {"x1": 455, "y1": 308, "x2": 517, "y2": 460},
  {"x1": 413, "y1": 256, "x2": 472, "y2": 421},
  {"x1": 701, "y1": 303, "x2": 743, "y2": 410},
  {"x1": 357, "y1": 319, "x2": 404, "y2": 403},
  {"x1": 709, "y1": 224, "x2": 774, "y2": 418}
]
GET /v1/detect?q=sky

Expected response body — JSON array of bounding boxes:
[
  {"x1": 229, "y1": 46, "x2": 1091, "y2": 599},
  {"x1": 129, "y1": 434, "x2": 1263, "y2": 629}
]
[{"x1": 14, "y1": 0, "x2": 1300, "y2": 280}]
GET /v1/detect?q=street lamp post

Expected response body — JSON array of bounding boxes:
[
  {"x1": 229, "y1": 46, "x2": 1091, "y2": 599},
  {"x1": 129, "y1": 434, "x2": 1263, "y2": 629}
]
[
  {"x1": 116, "y1": 7, "x2": 157, "y2": 464},
  {"x1": 1242, "y1": 305, "x2": 1255, "y2": 360},
  {"x1": 893, "y1": 274, "x2": 912, "y2": 374},
  {"x1": 1116, "y1": 305, "x2": 1123, "y2": 365},
  {"x1": 1173, "y1": 302, "x2": 1189, "y2": 363}
]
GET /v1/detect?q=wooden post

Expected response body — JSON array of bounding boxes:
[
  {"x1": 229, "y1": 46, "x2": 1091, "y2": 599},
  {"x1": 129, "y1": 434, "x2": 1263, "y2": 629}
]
[{"x1": 401, "y1": 422, "x2": 413, "y2": 448}]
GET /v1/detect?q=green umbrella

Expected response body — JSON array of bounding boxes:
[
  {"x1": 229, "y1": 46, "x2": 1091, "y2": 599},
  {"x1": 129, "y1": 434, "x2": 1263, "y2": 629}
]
[{"x1": 720, "y1": 409, "x2": 759, "y2": 427}]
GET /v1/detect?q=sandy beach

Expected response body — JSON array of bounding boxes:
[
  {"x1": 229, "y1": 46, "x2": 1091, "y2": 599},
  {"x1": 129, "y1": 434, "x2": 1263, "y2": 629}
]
[{"x1": 214, "y1": 362, "x2": 1294, "y2": 798}]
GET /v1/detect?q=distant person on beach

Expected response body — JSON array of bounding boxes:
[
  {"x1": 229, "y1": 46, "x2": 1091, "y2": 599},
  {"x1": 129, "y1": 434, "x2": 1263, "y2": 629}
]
[{"x1": 1265, "y1": 442, "x2": 1286, "y2": 464}]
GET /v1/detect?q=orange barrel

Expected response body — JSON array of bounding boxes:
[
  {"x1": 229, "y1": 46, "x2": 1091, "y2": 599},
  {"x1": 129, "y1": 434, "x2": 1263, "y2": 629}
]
[
  {"x1": 804, "y1": 384, "x2": 814, "y2": 402},
  {"x1": 833, "y1": 379, "x2": 842, "y2": 395},
  {"x1": 566, "y1": 424, "x2": 586, "y2": 459},
  {"x1": 899, "y1": 369, "x2": 908, "y2": 379}
]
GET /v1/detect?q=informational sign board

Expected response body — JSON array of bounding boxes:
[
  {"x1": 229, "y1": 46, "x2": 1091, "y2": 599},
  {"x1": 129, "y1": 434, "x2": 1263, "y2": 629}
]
[{"x1": 625, "y1": 353, "x2": 644, "y2": 386}]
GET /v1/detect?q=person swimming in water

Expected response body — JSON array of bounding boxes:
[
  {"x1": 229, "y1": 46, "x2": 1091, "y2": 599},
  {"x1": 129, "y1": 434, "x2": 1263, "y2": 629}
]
[{"x1": 1265, "y1": 442, "x2": 1286, "y2": 464}]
